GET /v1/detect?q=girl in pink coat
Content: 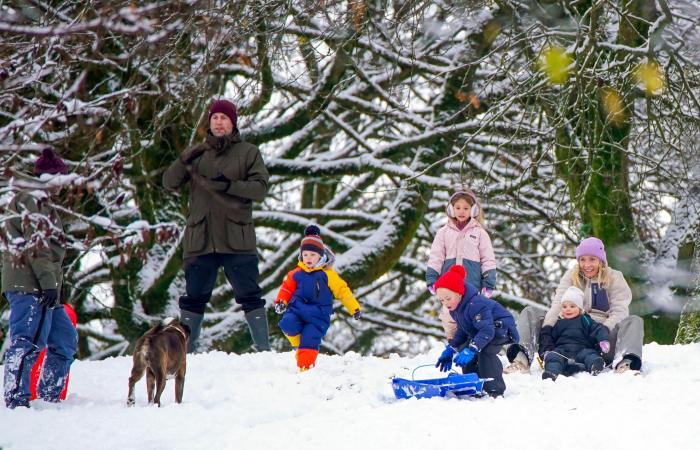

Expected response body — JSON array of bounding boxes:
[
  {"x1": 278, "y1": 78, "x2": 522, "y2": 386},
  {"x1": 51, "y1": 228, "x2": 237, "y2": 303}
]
[{"x1": 426, "y1": 189, "x2": 497, "y2": 339}]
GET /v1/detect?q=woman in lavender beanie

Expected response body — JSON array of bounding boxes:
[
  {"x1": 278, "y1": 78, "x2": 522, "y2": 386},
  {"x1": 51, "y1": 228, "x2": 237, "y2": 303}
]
[{"x1": 504, "y1": 236, "x2": 644, "y2": 374}]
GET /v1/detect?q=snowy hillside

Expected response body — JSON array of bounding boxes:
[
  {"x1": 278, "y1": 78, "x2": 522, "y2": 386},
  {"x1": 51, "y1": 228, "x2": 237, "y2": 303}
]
[{"x1": 1, "y1": 343, "x2": 699, "y2": 450}]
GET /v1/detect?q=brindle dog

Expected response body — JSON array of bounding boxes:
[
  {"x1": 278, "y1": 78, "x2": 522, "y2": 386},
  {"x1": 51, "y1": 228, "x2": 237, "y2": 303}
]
[{"x1": 127, "y1": 318, "x2": 190, "y2": 407}]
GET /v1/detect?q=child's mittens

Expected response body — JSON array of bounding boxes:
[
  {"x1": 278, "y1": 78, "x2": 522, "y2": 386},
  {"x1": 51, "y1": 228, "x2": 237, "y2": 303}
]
[
  {"x1": 427, "y1": 284, "x2": 436, "y2": 295},
  {"x1": 480, "y1": 287, "x2": 493, "y2": 299},
  {"x1": 274, "y1": 301, "x2": 287, "y2": 314},
  {"x1": 352, "y1": 310, "x2": 362, "y2": 321},
  {"x1": 599, "y1": 340, "x2": 610, "y2": 353},
  {"x1": 454, "y1": 345, "x2": 477, "y2": 366},
  {"x1": 435, "y1": 344, "x2": 456, "y2": 372}
]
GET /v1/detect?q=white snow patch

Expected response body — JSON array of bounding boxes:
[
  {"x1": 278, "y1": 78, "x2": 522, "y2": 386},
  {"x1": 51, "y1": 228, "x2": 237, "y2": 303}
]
[{"x1": 1, "y1": 343, "x2": 699, "y2": 449}]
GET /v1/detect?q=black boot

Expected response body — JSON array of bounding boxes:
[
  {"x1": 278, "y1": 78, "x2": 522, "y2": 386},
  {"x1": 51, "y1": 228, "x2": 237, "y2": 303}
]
[
  {"x1": 180, "y1": 309, "x2": 204, "y2": 354},
  {"x1": 245, "y1": 307, "x2": 270, "y2": 352},
  {"x1": 615, "y1": 354, "x2": 642, "y2": 373},
  {"x1": 590, "y1": 358, "x2": 605, "y2": 376},
  {"x1": 542, "y1": 371, "x2": 558, "y2": 381}
]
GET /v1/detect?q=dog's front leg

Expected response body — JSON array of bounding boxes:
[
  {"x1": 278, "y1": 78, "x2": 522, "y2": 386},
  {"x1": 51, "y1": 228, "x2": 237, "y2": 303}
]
[
  {"x1": 175, "y1": 365, "x2": 186, "y2": 404},
  {"x1": 146, "y1": 368, "x2": 156, "y2": 404}
]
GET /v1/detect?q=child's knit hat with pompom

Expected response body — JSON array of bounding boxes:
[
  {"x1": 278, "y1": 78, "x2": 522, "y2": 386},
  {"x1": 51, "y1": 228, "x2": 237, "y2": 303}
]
[
  {"x1": 300, "y1": 225, "x2": 324, "y2": 256},
  {"x1": 433, "y1": 265, "x2": 467, "y2": 295}
]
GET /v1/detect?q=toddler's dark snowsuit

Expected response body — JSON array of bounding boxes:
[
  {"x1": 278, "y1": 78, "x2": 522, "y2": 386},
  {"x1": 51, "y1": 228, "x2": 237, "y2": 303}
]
[{"x1": 539, "y1": 313, "x2": 609, "y2": 377}]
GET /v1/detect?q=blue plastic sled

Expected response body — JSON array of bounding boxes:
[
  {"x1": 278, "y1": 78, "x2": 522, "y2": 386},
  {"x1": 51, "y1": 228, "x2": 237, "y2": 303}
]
[{"x1": 392, "y1": 365, "x2": 487, "y2": 400}]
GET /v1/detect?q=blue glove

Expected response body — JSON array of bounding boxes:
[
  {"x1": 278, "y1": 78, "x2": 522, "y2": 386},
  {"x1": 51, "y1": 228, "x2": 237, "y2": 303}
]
[
  {"x1": 435, "y1": 345, "x2": 456, "y2": 372},
  {"x1": 454, "y1": 346, "x2": 477, "y2": 366}
]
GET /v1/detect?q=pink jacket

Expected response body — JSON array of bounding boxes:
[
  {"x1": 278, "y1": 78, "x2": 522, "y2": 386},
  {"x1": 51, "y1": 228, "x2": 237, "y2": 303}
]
[
  {"x1": 427, "y1": 219, "x2": 497, "y2": 339},
  {"x1": 426, "y1": 219, "x2": 497, "y2": 289}
]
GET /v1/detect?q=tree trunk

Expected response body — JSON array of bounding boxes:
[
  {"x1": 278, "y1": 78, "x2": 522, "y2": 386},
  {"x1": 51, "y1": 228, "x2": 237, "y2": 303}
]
[{"x1": 675, "y1": 233, "x2": 700, "y2": 344}]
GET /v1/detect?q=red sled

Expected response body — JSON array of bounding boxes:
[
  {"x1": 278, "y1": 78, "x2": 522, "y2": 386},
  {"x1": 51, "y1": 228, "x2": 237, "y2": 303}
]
[{"x1": 30, "y1": 304, "x2": 78, "y2": 401}]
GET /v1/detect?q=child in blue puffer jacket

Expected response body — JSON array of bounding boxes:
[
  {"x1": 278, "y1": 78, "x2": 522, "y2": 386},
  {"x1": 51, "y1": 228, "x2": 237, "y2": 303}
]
[
  {"x1": 274, "y1": 225, "x2": 361, "y2": 371},
  {"x1": 433, "y1": 265, "x2": 519, "y2": 397}
]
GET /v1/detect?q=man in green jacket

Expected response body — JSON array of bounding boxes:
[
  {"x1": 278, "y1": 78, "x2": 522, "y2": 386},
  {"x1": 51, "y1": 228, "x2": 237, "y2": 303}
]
[
  {"x1": 2, "y1": 148, "x2": 78, "y2": 409},
  {"x1": 163, "y1": 99, "x2": 271, "y2": 353}
]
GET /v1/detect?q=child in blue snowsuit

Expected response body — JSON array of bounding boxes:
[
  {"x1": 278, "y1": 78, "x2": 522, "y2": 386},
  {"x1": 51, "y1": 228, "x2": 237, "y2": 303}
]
[
  {"x1": 538, "y1": 286, "x2": 610, "y2": 381},
  {"x1": 433, "y1": 265, "x2": 519, "y2": 397},
  {"x1": 274, "y1": 225, "x2": 361, "y2": 371},
  {"x1": 2, "y1": 149, "x2": 78, "y2": 409}
]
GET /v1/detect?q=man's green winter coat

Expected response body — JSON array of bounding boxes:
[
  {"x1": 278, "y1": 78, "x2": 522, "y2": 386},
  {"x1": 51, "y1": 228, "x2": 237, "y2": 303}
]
[{"x1": 163, "y1": 131, "x2": 269, "y2": 259}]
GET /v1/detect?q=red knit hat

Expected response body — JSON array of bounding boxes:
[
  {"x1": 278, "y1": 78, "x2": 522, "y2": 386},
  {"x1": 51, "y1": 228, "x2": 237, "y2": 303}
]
[
  {"x1": 208, "y1": 99, "x2": 238, "y2": 129},
  {"x1": 433, "y1": 265, "x2": 467, "y2": 295},
  {"x1": 300, "y1": 225, "x2": 324, "y2": 256}
]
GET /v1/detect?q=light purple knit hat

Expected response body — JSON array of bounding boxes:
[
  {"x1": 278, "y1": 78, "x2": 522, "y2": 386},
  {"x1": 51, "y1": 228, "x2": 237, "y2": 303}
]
[{"x1": 575, "y1": 237, "x2": 607, "y2": 265}]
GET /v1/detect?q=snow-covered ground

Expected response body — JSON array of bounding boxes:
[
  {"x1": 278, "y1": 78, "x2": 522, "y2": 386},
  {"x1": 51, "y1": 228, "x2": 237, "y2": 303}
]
[{"x1": 1, "y1": 343, "x2": 699, "y2": 450}]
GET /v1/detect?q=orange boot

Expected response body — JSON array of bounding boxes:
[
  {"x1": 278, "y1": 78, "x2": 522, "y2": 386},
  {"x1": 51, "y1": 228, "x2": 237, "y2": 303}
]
[{"x1": 296, "y1": 348, "x2": 319, "y2": 371}]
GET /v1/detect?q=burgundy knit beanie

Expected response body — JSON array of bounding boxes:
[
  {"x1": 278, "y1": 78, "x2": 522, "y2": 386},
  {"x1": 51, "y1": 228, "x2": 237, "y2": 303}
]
[
  {"x1": 208, "y1": 99, "x2": 238, "y2": 129},
  {"x1": 300, "y1": 225, "x2": 324, "y2": 256},
  {"x1": 34, "y1": 148, "x2": 68, "y2": 176},
  {"x1": 434, "y1": 265, "x2": 467, "y2": 296}
]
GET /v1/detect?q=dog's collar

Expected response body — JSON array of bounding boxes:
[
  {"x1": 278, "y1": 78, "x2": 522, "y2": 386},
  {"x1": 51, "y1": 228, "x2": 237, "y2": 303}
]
[{"x1": 164, "y1": 324, "x2": 188, "y2": 342}]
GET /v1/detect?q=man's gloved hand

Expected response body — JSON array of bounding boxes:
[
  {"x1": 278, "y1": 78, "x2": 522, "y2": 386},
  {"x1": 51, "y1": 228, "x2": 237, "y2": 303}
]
[
  {"x1": 352, "y1": 310, "x2": 362, "y2": 321},
  {"x1": 435, "y1": 344, "x2": 456, "y2": 372},
  {"x1": 39, "y1": 289, "x2": 60, "y2": 308},
  {"x1": 211, "y1": 174, "x2": 231, "y2": 191},
  {"x1": 454, "y1": 346, "x2": 477, "y2": 366},
  {"x1": 198, "y1": 175, "x2": 230, "y2": 193},
  {"x1": 274, "y1": 301, "x2": 287, "y2": 314},
  {"x1": 599, "y1": 340, "x2": 610, "y2": 354},
  {"x1": 180, "y1": 146, "x2": 205, "y2": 165}
]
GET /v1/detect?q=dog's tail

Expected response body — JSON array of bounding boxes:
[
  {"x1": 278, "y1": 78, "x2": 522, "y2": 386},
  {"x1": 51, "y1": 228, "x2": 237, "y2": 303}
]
[{"x1": 141, "y1": 322, "x2": 165, "y2": 362}]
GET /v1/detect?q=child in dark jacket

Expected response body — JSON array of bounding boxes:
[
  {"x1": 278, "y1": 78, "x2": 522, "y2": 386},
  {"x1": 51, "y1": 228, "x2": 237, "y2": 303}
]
[
  {"x1": 538, "y1": 286, "x2": 610, "y2": 381},
  {"x1": 274, "y1": 225, "x2": 361, "y2": 371},
  {"x1": 433, "y1": 265, "x2": 519, "y2": 397}
]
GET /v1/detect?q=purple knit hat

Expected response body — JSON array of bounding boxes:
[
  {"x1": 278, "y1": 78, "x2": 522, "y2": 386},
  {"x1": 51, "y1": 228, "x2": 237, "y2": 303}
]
[
  {"x1": 208, "y1": 99, "x2": 238, "y2": 129},
  {"x1": 34, "y1": 148, "x2": 68, "y2": 176},
  {"x1": 575, "y1": 237, "x2": 607, "y2": 265}
]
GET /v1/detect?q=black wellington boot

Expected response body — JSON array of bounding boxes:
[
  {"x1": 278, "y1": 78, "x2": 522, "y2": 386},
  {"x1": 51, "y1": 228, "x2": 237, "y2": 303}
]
[
  {"x1": 245, "y1": 307, "x2": 271, "y2": 352},
  {"x1": 180, "y1": 309, "x2": 204, "y2": 354}
]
